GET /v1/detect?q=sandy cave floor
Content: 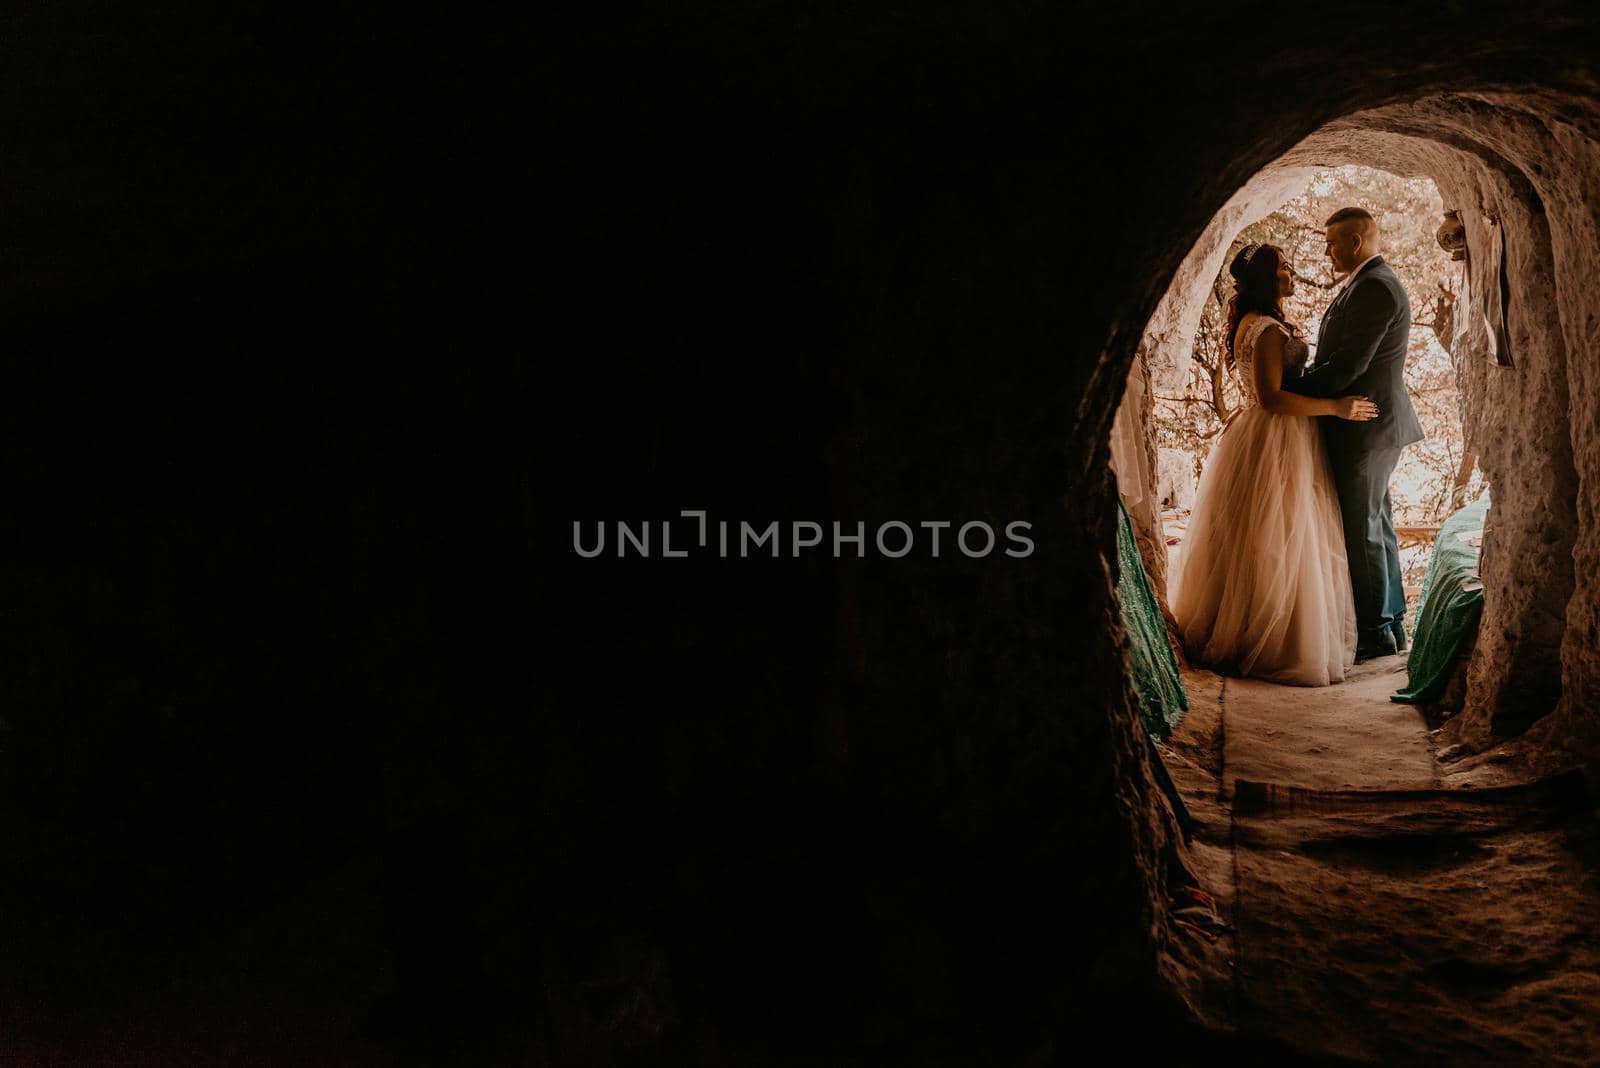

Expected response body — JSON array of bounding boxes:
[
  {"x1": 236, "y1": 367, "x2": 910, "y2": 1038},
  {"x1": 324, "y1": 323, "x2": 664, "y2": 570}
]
[{"x1": 1157, "y1": 655, "x2": 1600, "y2": 1066}]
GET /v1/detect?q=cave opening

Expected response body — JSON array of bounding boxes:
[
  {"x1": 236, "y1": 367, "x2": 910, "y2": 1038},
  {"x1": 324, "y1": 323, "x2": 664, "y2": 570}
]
[
  {"x1": 1158, "y1": 167, "x2": 1469, "y2": 587},
  {"x1": 1113, "y1": 96, "x2": 1588, "y2": 780},
  {"x1": 1111, "y1": 164, "x2": 1480, "y2": 755},
  {"x1": 1096, "y1": 86, "x2": 1600, "y2": 1061}
]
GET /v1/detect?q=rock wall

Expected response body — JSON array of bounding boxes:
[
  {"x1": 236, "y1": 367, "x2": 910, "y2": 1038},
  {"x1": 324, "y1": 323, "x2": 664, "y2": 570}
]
[{"x1": 1112, "y1": 349, "x2": 1171, "y2": 594}]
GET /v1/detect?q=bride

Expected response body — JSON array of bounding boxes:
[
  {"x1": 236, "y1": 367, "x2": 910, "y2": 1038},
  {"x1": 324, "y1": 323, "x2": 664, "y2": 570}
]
[{"x1": 1170, "y1": 241, "x2": 1376, "y2": 686}]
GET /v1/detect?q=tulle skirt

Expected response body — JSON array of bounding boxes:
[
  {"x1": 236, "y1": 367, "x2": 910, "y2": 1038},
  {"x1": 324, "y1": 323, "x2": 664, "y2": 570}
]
[{"x1": 1170, "y1": 406, "x2": 1357, "y2": 686}]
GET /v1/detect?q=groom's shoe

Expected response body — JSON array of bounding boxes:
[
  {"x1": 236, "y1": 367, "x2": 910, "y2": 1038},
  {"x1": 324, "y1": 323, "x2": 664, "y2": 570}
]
[
  {"x1": 1355, "y1": 629, "x2": 1399, "y2": 663},
  {"x1": 1391, "y1": 621, "x2": 1408, "y2": 654}
]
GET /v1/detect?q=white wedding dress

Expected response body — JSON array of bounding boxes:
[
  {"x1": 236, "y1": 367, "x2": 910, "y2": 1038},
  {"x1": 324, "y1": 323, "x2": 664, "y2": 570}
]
[{"x1": 1169, "y1": 312, "x2": 1358, "y2": 686}]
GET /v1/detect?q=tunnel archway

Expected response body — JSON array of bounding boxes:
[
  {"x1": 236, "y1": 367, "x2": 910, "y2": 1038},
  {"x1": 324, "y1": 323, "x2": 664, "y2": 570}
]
[
  {"x1": 1079, "y1": 78, "x2": 1600, "y2": 1056},
  {"x1": 1115, "y1": 89, "x2": 1595, "y2": 779}
]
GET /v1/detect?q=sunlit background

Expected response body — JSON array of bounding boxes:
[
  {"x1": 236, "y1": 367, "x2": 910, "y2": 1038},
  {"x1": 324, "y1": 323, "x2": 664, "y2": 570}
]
[{"x1": 1158, "y1": 166, "x2": 1486, "y2": 616}]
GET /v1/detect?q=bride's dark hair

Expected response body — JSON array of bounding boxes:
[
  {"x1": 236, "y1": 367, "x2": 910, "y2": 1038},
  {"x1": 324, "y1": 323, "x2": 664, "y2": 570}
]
[{"x1": 1224, "y1": 241, "x2": 1301, "y2": 368}]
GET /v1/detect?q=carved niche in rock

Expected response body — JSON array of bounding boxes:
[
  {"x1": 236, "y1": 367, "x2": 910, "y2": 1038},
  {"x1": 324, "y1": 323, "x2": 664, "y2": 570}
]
[{"x1": 1435, "y1": 209, "x2": 1467, "y2": 261}]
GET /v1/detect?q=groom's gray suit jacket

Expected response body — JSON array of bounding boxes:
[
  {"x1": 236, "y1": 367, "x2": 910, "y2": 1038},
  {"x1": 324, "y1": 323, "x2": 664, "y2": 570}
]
[
  {"x1": 1286, "y1": 254, "x2": 1422, "y2": 641},
  {"x1": 1288, "y1": 256, "x2": 1423, "y2": 450}
]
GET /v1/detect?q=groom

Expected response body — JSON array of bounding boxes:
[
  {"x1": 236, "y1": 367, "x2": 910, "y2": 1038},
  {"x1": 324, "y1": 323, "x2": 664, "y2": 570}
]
[{"x1": 1287, "y1": 207, "x2": 1424, "y2": 662}]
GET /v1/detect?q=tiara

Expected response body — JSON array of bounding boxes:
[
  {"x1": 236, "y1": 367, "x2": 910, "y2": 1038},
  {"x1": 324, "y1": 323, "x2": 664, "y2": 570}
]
[{"x1": 1240, "y1": 241, "x2": 1262, "y2": 265}]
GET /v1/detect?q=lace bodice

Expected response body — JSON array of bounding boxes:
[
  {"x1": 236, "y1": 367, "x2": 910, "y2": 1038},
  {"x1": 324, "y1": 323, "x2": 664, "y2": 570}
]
[{"x1": 1232, "y1": 312, "x2": 1309, "y2": 408}]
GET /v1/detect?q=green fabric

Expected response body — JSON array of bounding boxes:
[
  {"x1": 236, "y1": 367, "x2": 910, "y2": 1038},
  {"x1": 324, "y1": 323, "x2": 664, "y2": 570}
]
[
  {"x1": 1115, "y1": 500, "x2": 1188, "y2": 739},
  {"x1": 1391, "y1": 496, "x2": 1489, "y2": 704},
  {"x1": 1114, "y1": 500, "x2": 1195, "y2": 838}
]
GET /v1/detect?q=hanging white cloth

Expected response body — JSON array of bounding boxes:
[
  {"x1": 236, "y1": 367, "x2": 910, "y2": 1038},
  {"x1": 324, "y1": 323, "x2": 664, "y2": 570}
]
[{"x1": 1109, "y1": 352, "x2": 1149, "y2": 509}]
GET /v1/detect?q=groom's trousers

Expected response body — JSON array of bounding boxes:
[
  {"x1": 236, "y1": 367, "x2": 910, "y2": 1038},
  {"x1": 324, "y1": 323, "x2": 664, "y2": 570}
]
[{"x1": 1328, "y1": 444, "x2": 1407, "y2": 642}]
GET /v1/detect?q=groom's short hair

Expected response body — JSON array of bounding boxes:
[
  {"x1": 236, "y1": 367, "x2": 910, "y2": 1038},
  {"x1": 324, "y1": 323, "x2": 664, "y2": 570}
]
[{"x1": 1325, "y1": 206, "x2": 1376, "y2": 229}]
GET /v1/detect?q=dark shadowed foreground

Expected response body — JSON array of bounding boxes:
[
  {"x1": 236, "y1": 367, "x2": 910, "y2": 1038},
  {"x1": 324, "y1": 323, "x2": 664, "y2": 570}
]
[{"x1": 6, "y1": 3, "x2": 1600, "y2": 1063}]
